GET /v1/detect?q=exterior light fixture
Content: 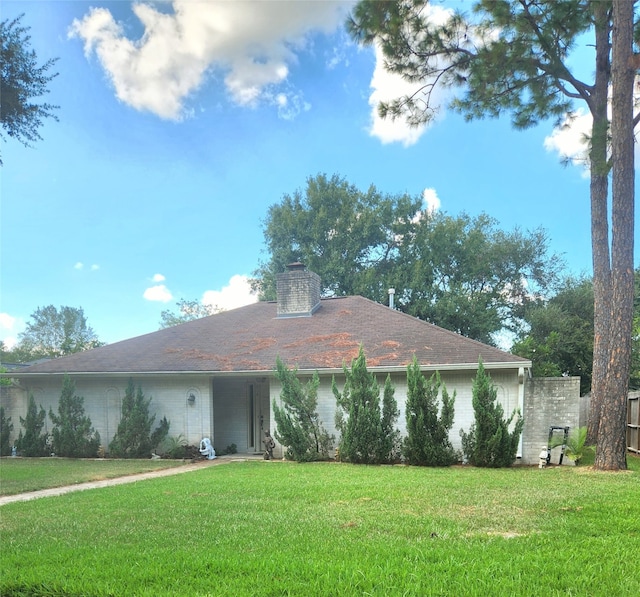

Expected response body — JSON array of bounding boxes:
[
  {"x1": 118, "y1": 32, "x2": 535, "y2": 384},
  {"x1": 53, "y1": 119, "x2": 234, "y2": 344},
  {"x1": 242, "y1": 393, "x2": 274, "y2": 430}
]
[{"x1": 188, "y1": 393, "x2": 196, "y2": 405}]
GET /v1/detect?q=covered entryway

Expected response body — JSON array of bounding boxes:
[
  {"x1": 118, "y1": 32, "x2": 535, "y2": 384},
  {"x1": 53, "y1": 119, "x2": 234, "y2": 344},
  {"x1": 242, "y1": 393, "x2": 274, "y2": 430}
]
[{"x1": 212, "y1": 376, "x2": 271, "y2": 455}]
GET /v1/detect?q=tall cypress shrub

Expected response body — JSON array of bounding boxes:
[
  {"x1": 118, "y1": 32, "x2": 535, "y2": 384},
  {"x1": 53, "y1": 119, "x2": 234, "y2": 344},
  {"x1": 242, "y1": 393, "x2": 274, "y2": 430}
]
[
  {"x1": 273, "y1": 357, "x2": 334, "y2": 462},
  {"x1": 403, "y1": 356, "x2": 457, "y2": 466},
  {"x1": 109, "y1": 379, "x2": 169, "y2": 458},
  {"x1": 16, "y1": 394, "x2": 48, "y2": 456},
  {"x1": 460, "y1": 359, "x2": 524, "y2": 467},
  {"x1": 49, "y1": 374, "x2": 100, "y2": 457},
  {"x1": 333, "y1": 345, "x2": 399, "y2": 464}
]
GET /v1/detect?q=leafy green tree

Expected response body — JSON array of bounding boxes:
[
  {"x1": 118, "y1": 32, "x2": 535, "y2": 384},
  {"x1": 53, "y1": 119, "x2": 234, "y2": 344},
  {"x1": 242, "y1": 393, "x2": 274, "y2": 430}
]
[
  {"x1": 0, "y1": 406, "x2": 14, "y2": 456},
  {"x1": 347, "y1": 0, "x2": 637, "y2": 470},
  {"x1": 14, "y1": 305, "x2": 103, "y2": 362},
  {"x1": 159, "y1": 299, "x2": 220, "y2": 329},
  {"x1": 49, "y1": 374, "x2": 100, "y2": 457},
  {"x1": 109, "y1": 379, "x2": 169, "y2": 458},
  {"x1": 1, "y1": 341, "x2": 40, "y2": 366},
  {"x1": 333, "y1": 345, "x2": 399, "y2": 464},
  {"x1": 257, "y1": 173, "x2": 559, "y2": 345},
  {"x1": 0, "y1": 14, "x2": 59, "y2": 164},
  {"x1": 16, "y1": 394, "x2": 48, "y2": 456},
  {"x1": 397, "y1": 212, "x2": 557, "y2": 343},
  {"x1": 513, "y1": 268, "x2": 640, "y2": 394},
  {"x1": 254, "y1": 172, "x2": 421, "y2": 302},
  {"x1": 512, "y1": 277, "x2": 594, "y2": 395},
  {"x1": 273, "y1": 358, "x2": 334, "y2": 462},
  {"x1": 0, "y1": 365, "x2": 12, "y2": 386},
  {"x1": 460, "y1": 360, "x2": 523, "y2": 468},
  {"x1": 403, "y1": 357, "x2": 457, "y2": 466}
]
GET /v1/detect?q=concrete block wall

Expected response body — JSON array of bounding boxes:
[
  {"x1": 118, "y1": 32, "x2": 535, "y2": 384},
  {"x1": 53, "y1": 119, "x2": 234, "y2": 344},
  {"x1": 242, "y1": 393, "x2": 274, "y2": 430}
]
[{"x1": 522, "y1": 376, "x2": 580, "y2": 465}]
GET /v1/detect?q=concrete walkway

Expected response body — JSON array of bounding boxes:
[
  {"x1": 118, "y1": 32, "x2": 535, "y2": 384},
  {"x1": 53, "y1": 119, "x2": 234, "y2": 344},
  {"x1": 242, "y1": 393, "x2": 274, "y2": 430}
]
[{"x1": 0, "y1": 455, "x2": 262, "y2": 506}]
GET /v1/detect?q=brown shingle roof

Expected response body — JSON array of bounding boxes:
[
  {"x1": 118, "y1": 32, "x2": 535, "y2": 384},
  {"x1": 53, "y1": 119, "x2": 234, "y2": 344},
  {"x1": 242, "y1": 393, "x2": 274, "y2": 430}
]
[{"x1": 12, "y1": 296, "x2": 529, "y2": 375}]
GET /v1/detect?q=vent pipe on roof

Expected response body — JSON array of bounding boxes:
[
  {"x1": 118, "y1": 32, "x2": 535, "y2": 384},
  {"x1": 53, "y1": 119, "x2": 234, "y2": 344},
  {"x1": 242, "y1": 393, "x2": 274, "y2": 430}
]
[{"x1": 388, "y1": 288, "x2": 395, "y2": 310}]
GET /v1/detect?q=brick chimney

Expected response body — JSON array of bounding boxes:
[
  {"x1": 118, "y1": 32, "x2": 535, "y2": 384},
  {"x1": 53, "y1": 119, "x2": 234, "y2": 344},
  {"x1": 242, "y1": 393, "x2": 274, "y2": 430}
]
[{"x1": 276, "y1": 263, "x2": 321, "y2": 318}]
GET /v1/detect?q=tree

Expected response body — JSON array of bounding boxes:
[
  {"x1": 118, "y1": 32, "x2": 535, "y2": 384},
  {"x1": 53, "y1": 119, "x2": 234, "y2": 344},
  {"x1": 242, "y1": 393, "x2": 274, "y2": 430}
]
[
  {"x1": 513, "y1": 269, "x2": 640, "y2": 393},
  {"x1": 0, "y1": 406, "x2": 14, "y2": 456},
  {"x1": 272, "y1": 357, "x2": 334, "y2": 462},
  {"x1": 254, "y1": 172, "x2": 421, "y2": 302},
  {"x1": 159, "y1": 299, "x2": 220, "y2": 329},
  {"x1": 396, "y1": 211, "x2": 557, "y2": 343},
  {"x1": 594, "y1": 0, "x2": 636, "y2": 470},
  {"x1": 403, "y1": 357, "x2": 457, "y2": 466},
  {"x1": 49, "y1": 374, "x2": 100, "y2": 458},
  {"x1": 460, "y1": 360, "x2": 523, "y2": 468},
  {"x1": 15, "y1": 394, "x2": 48, "y2": 456},
  {"x1": 333, "y1": 345, "x2": 399, "y2": 464},
  {"x1": 0, "y1": 14, "x2": 58, "y2": 164},
  {"x1": 109, "y1": 379, "x2": 169, "y2": 458},
  {"x1": 15, "y1": 305, "x2": 103, "y2": 361},
  {"x1": 256, "y1": 173, "x2": 559, "y2": 345},
  {"x1": 348, "y1": 0, "x2": 637, "y2": 470},
  {"x1": 512, "y1": 277, "x2": 595, "y2": 395}
]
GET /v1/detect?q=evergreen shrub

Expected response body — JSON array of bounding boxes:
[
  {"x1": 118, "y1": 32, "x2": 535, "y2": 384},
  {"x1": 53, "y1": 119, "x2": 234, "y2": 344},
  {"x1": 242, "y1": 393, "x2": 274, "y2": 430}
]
[
  {"x1": 460, "y1": 360, "x2": 523, "y2": 467},
  {"x1": 16, "y1": 394, "x2": 48, "y2": 456},
  {"x1": 403, "y1": 356, "x2": 457, "y2": 466},
  {"x1": 49, "y1": 375, "x2": 100, "y2": 457},
  {"x1": 109, "y1": 379, "x2": 169, "y2": 458},
  {"x1": 333, "y1": 345, "x2": 399, "y2": 464},
  {"x1": 273, "y1": 357, "x2": 334, "y2": 461}
]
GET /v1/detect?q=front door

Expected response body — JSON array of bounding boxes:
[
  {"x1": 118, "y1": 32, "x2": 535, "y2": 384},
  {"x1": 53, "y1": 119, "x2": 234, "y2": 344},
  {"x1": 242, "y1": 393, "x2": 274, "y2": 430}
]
[{"x1": 248, "y1": 381, "x2": 269, "y2": 453}]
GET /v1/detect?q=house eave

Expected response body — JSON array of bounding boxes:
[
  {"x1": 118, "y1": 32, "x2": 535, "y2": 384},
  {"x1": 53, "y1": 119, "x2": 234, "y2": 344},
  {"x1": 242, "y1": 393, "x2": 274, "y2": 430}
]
[{"x1": 5, "y1": 360, "x2": 531, "y2": 379}]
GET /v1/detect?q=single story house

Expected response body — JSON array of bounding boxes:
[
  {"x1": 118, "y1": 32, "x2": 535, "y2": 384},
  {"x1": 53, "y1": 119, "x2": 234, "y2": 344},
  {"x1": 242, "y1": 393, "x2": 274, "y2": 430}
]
[{"x1": 2, "y1": 265, "x2": 580, "y2": 464}]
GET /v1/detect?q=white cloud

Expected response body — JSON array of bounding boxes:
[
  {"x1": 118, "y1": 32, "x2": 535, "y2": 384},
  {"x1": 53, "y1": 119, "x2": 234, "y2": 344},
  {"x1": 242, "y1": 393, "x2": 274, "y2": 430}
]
[
  {"x1": 152, "y1": 273, "x2": 166, "y2": 282},
  {"x1": 366, "y1": 4, "x2": 455, "y2": 146},
  {"x1": 367, "y1": 44, "x2": 428, "y2": 147},
  {"x1": 544, "y1": 79, "x2": 640, "y2": 173},
  {"x1": 422, "y1": 188, "x2": 441, "y2": 213},
  {"x1": 69, "y1": 1, "x2": 349, "y2": 120},
  {"x1": 75, "y1": 262, "x2": 100, "y2": 271},
  {"x1": 143, "y1": 284, "x2": 173, "y2": 303},
  {"x1": 0, "y1": 313, "x2": 16, "y2": 331},
  {"x1": 267, "y1": 89, "x2": 311, "y2": 121},
  {"x1": 2, "y1": 337, "x2": 18, "y2": 350},
  {"x1": 0, "y1": 313, "x2": 21, "y2": 349},
  {"x1": 543, "y1": 109, "x2": 591, "y2": 173},
  {"x1": 202, "y1": 274, "x2": 258, "y2": 311}
]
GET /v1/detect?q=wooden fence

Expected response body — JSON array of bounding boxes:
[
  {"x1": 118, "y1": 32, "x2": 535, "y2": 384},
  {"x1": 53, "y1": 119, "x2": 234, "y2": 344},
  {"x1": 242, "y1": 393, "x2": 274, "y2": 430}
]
[{"x1": 628, "y1": 391, "x2": 640, "y2": 454}]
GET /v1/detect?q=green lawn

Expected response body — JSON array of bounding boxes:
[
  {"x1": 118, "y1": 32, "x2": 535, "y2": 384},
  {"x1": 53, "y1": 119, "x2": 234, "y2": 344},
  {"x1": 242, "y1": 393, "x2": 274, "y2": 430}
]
[
  {"x1": 1, "y1": 458, "x2": 639, "y2": 596},
  {"x1": 0, "y1": 457, "x2": 188, "y2": 496}
]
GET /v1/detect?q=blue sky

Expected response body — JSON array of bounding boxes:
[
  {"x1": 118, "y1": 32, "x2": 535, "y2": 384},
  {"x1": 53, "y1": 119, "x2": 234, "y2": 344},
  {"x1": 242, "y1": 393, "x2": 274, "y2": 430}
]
[{"x1": 1, "y1": 0, "x2": 637, "y2": 349}]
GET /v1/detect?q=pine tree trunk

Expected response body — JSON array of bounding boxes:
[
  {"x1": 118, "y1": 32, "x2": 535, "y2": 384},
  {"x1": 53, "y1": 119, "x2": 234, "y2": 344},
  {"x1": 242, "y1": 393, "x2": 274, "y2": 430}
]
[
  {"x1": 587, "y1": 1, "x2": 612, "y2": 446},
  {"x1": 594, "y1": 0, "x2": 635, "y2": 470}
]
